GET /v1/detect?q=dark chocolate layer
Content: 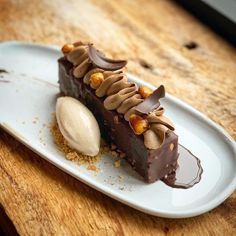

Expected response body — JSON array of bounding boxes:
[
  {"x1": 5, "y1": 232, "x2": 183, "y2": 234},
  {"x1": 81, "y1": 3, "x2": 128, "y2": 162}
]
[{"x1": 58, "y1": 57, "x2": 179, "y2": 183}]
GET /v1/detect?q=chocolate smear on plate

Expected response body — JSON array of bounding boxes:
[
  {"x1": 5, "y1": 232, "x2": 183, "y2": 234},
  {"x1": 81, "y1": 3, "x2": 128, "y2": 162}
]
[
  {"x1": 88, "y1": 45, "x2": 127, "y2": 70},
  {"x1": 0, "y1": 69, "x2": 8, "y2": 73},
  {"x1": 136, "y1": 85, "x2": 165, "y2": 114},
  {"x1": 162, "y1": 144, "x2": 203, "y2": 189}
]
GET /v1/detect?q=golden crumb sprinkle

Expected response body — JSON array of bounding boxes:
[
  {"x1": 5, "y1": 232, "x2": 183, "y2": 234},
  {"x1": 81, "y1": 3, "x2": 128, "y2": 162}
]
[
  {"x1": 87, "y1": 165, "x2": 97, "y2": 171},
  {"x1": 114, "y1": 160, "x2": 121, "y2": 168},
  {"x1": 50, "y1": 117, "x2": 101, "y2": 165},
  {"x1": 50, "y1": 115, "x2": 127, "y2": 174}
]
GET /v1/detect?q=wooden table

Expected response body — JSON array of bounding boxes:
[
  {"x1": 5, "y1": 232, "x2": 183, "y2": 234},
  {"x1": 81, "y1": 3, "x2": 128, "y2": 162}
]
[{"x1": 0, "y1": 0, "x2": 235, "y2": 235}]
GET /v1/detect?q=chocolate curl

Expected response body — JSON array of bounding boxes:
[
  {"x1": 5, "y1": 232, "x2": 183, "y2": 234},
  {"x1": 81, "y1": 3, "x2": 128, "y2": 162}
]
[
  {"x1": 88, "y1": 45, "x2": 127, "y2": 71},
  {"x1": 135, "y1": 85, "x2": 165, "y2": 114}
]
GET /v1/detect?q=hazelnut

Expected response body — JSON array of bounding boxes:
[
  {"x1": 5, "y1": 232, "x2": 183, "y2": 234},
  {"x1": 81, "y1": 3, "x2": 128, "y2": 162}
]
[
  {"x1": 90, "y1": 72, "x2": 104, "y2": 89},
  {"x1": 61, "y1": 43, "x2": 74, "y2": 54},
  {"x1": 129, "y1": 114, "x2": 149, "y2": 135},
  {"x1": 138, "y1": 86, "x2": 153, "y2": 98}
]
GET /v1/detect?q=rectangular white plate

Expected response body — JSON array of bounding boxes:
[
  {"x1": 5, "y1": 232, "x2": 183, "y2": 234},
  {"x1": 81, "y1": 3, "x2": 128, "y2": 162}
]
[{"x1": 0, "y1": 41, "x2": 235, "y2": 218}]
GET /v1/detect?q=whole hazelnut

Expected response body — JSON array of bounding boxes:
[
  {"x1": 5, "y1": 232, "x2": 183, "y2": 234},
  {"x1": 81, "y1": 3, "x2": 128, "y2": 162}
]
[
  {"x1": 61, "y1": 43, "x2": 74, "y2": 54},
  {"x1": 129, "y1": 114, "x2": 149, "y2": 135},
  {"x1": 90, "y1": 72, "x2": 104, "y2": 89},
  {"x1": 138, "y1": 86, "x2": 153, "y2": 98}
]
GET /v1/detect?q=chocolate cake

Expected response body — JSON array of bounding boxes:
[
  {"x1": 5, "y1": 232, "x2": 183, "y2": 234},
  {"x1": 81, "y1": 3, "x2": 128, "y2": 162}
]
[{"x1": 58, "y1": 42, "x2": 179, "y2": 183}]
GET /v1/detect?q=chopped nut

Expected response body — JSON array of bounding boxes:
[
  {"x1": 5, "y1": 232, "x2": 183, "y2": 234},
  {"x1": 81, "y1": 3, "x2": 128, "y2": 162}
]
[
  {"x1": 90, "y1": 72, "x2": 104, "y2": 89},
  {"x1": 129, "y1": 114, "x2": 149, "y2": 135},
  {"x1": 114, "y1": 160, "x2": 121, "y2": 168},
  {"x1": 111, "y1": 151, "x2": 119, "y2": 157},
  {"x1": 61, "y1": 43, "x2": 74, "y2": 54},
  {"x1": 87, "y1": 165, "x2": 97, "y2": 171},
  {"x1": 170, "y1": 143, "x2": 174, "y2": 151},
  {"x1": 138, "y1": 86, "x2": 153, "y2": 98},
  {"x1": 119, "y1": 152, "x2": 126, "y2": 158},
  {"x1": 111, "y1": 144, "x2": 117, "y2": 150}
]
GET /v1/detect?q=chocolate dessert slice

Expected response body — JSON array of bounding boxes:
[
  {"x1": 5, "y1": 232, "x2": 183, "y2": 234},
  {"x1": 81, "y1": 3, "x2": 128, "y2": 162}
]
[{"x1": 58, "y1": 42, "x2": 178, "y2": 183}]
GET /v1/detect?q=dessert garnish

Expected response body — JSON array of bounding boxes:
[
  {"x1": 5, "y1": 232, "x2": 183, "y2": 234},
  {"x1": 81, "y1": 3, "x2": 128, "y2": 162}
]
[
  {"x1": 88, "y1": 44, "x2": 127, "y2": 70},
  {"x1": 135, "y1": 85, "x2": 165, "y2": 114},
  {"x1": 56, "y1": 97, "x2": 100, "y2": 156}
]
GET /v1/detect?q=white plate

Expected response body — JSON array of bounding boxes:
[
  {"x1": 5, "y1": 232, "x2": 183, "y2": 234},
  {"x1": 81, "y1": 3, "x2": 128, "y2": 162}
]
[{"x1": 0, "y1": 41, "x2": 235, "y2": 218}]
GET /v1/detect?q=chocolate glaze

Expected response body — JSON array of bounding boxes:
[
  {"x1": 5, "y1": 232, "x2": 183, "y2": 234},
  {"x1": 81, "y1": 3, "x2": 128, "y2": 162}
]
[
  {"x1": 88, "y1": 45, "x2": 127, "y2": 70},
  {"x1": 58, "y1": 57, "x2": 178, "y2": 183},
  {"x1": 135, "y1": 85, "x2": 165, "y2": 114},
  {"x1": 162, "y1": 144, "x2": 203, "y2": 189}
]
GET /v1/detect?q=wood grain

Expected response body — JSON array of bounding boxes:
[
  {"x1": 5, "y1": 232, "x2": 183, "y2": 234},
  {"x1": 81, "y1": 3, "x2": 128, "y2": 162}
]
[{"x1": 0, "y1": 0, "x2": 235, "y2": 235}]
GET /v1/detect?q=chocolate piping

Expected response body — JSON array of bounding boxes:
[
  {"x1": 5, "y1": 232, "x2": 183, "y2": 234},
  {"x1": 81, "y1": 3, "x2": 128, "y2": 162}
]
[
  {"x1": 135, "y1": 85, "x2": 165, "y2": 114},
  {"x1": 88, "y1": 45, "x2": 127, "y2": 71}
]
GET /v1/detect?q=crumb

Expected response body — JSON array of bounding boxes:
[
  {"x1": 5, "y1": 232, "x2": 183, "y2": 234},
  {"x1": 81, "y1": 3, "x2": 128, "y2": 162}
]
[
  {"x1": 50, "y1": 117, "x2": 101, "y2": 165},
  {"x1": 114, "y1": 160, "x2": 121, "y2": 168},
  {"x1": 119, "y1": 152, "x2": 126, "y2": 158},
  {"x1": 87, "y1": 165, "x2": 97, "y2": 171},
  {"x1": 22, "y1": 121, "x2": 25, "y2": 125},
  {"x1": 102, "y1": 146, "x2": 109, "y2": 153},
  {"x1": 32, "y1": 120, "x2": 37, "y2": 124},
  {"x1": 111, "y1": 144, "x2": 117, "y2": 150},
  {"x1": 111, "y1": 151, "x2": 119, "y2": 158},
  {"x1": 100, "y1": 141, "x2": 127, "y2": 159},
  {"x1": 118, "y1": 175, "x2": 124, "y2": 180}
]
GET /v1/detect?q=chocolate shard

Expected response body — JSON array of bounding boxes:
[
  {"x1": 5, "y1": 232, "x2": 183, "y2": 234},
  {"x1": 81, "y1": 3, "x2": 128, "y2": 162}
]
[
  {"x1": 135, "y1": 85, "x2": 165, "y2": 114},
  {"x1": 88, "y1": 45, "x2": 127, "y2": 70}
]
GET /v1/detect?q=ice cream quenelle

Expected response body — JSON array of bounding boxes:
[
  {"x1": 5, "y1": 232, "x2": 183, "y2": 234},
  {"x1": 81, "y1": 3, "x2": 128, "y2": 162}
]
[{"x1": 56, "y1": 97, "x2": 101, "y2": 156}]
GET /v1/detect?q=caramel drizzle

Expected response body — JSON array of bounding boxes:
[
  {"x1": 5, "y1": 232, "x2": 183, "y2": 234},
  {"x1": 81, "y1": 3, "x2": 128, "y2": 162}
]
[{"x1": 65, "y1": 44, "x2": 175, "y2": 149}]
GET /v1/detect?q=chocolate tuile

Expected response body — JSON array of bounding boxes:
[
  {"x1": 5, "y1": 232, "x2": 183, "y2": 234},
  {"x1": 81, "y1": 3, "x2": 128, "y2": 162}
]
[
  {"x1": 135, "y1": 85, "x2": 165, "y2": 114},
  {"x1": 88, "y1": 45, "x2": 127, "y2": 70}
]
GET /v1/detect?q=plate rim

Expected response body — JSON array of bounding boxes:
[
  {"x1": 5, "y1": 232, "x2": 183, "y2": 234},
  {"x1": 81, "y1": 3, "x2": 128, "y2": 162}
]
[{"x1": 0, "y1": 41, "x2": 235, "y2": 218}]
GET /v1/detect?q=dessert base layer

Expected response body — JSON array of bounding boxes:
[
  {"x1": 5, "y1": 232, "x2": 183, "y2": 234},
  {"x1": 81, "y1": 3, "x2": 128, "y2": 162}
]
[{"x1": 58, "y1": 57, "x2": 179, "y2": 183}]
